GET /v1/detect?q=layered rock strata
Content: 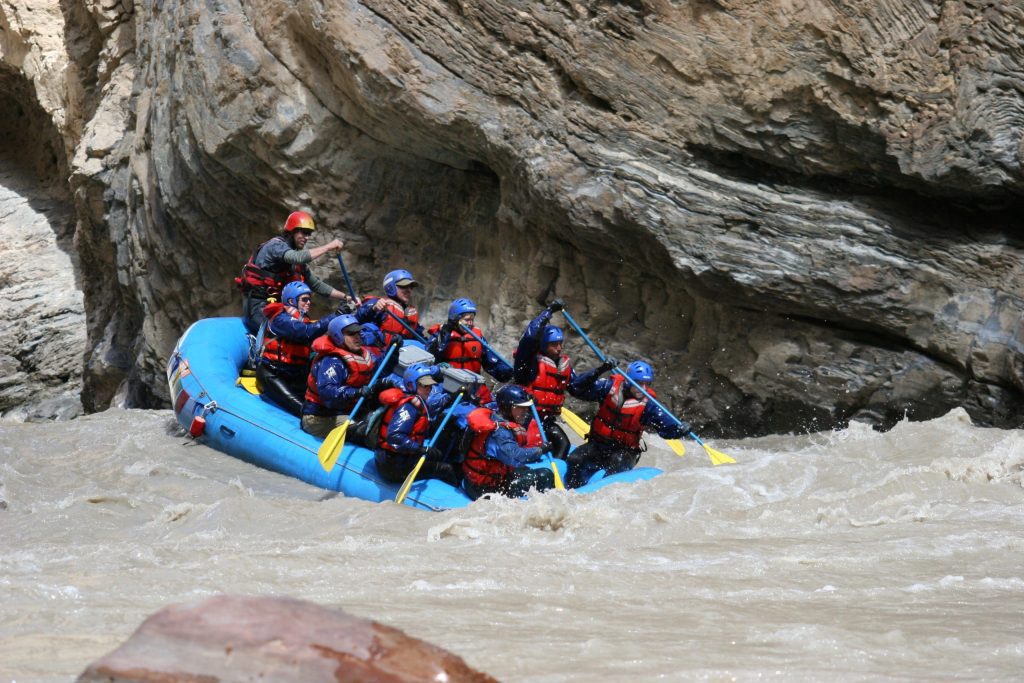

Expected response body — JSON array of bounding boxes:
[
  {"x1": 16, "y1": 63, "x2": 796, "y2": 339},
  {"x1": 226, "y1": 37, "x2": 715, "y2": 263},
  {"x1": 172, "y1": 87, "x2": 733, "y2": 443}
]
[{"x1": 2, "y1": 0, "x2": 1023, "y2": 434}]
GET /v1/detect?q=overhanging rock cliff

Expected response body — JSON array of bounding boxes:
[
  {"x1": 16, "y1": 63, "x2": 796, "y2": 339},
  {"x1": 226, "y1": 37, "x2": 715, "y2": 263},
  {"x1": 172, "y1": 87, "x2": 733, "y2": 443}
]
[{"x1": 2, "y1": 0, "x2": 1023, "y2": 434}]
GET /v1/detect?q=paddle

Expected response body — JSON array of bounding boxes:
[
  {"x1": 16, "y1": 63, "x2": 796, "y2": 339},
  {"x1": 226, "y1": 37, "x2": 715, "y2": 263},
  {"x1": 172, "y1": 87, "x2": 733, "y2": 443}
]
[
  {"x1": 560, "y1": 405, "x2": 590, "y2": 439},
  {"x1": 395, "y1": 391, "x2": 465, "y2": 504},
  {"x1": 528, "y1": 403, "x2": 565, "y2": 490},
  {"x1": 336, "y1": 254, "x2": 357, "y2": 300},
  {"x1": 383, "y1": 307, "x2": 428, "y2": 344},
  {"x1": 561, "y1": 309, "x2": 726, "y2": 464},
  {"x1": 317, "y1": 342, "x2": 398, "y2": 472}
]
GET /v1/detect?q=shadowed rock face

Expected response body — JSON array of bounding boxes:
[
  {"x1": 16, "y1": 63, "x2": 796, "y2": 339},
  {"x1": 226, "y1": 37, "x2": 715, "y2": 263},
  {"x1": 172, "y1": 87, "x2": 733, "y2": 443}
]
[
  {"x1": 2, "y1": 0, "x2": 1023, "y2": 434},
  {"x1": 76, "y1": 595, "x2": 496, "y2": 682}
]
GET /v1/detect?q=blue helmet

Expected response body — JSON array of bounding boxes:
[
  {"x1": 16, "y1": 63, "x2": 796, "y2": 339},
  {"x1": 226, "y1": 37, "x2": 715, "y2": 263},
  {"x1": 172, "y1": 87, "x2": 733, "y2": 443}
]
[
  {"x1": 359, "y1": 322, "x2": 385, "y2": 347},
  {"x1": 541, "y1": 325, "x2": 564, "y2": 345},
  {"x1": 281, "y1": 281, "x2": 312, "y2": 308},
  {"x1": 403, "y1": 363, "x2": 437, "y2": 392},
  {"x1": 383, "y1": 269, "x2": 418, "y2": 298},
  {"x1": 328, "y1": 314, "x2": 361, "y2": 346},
  {"x1": 626, "y1": 360, "x2": 654, "y2": 384},
  {"x1": 495, "y1": 384, "x2": 533, "y2": 411},
  {"x1": 447, "y1": 297, "x2": 477, "y2": 321}
]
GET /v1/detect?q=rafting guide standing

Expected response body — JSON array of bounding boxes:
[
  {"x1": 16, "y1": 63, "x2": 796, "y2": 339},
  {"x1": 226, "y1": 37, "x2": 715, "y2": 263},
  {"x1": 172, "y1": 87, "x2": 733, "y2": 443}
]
[{"x1": 236, "y1": 210, "x2": 353, "y2": 336}]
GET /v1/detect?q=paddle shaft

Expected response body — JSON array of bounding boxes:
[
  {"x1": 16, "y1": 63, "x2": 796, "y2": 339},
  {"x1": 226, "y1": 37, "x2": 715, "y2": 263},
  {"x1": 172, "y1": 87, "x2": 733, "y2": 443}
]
[
  {"x1": 348, "y1": 342, "x2": 398, "y2": 423},
  {"x1": 336, "y1": 254, "x2": 357, "y2": 300},
  {"x1": 425, "y1": 391, "x2": 464, "y2": 450},
  {"x1": 383, "y1": 308, "x2": 428, "y2": 344},
  {"x1": 561, "y1": 308, "x2": 688, "y2": 433},
  {"x1": 456, "y1": 324, "x2": 512, "y2": 367}
]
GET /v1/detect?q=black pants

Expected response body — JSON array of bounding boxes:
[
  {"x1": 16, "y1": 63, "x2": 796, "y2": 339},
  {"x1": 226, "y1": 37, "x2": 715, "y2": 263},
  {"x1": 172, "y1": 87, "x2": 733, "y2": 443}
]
[
  {"x1": 242, "y1": 294, "x2": 269, "y2": 335},
  {"x1": 256, "y1": 363, "x2": 307, "y2": 417},
  {"x1": 564, "y1": 439, "x2": 641, "y2": 489},
  {"x1": 463, "y1": 466, "x2": 556, "y2": 500},
  {"x1": 375, "y1": 450, "x2": 461, "y2": 488},
  {"x1": 542, "y1": 417, "x2": 570, "y2": 461}
]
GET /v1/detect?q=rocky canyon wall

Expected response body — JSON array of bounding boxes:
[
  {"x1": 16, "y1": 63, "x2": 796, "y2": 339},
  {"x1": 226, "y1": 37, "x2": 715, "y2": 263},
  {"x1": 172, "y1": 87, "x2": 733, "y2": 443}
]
[{"x1": 1, "y1": 0, "x2": 1022, "y2": 435}]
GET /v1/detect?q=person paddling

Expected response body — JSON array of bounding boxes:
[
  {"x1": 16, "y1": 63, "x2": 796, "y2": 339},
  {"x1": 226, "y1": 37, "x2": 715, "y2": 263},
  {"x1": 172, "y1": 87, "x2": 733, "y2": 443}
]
[
  {"x1": 461, "y1": 385, "x2": 557, "y2": 500},
  {"x1": 301, "y1": 315, "x2": 399, "y2": 439},
  {"x1": 256, "y1": 281, "x2": 338, "y2": 416},
  {"x1": 236, "y1": 210, "x2": 353, "y2": 335},
  {"x1": 426, "y1": 297, "x2": 512, "y2": 405},
  {"x1": 355, "y1": 269, "x2": 425, "y2": 345},
  {"x1": 512, "y1": 298, "x2": 614, "y2": 459},
  {"x1": 375, "y1": 363, "x2": 461, "y2": 487},
  {"x1": 565, "y1": 361, "x2": 690, "y2": 488}
]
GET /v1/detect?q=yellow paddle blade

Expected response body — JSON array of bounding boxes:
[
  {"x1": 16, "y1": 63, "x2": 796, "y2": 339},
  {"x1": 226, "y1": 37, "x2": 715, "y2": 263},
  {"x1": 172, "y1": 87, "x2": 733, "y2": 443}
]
[
  {"x1": 702, "y1": 442, "x2": 736, "y2": 466},
  {"x1": 560, "y1": 406, "x2": 590, "y2": 438},
  {"x1": 550, "y1": 461, "x2": 565, "y2": 490},
  {"x1": 317, "y1": 420, "x2": 350, "y2": 472},
  {"x1": 236, "y1": 376, "x2": 260, "y2": 395},
  {"x1": 395, "y1": 455, "x2": 426, "y2": 504},
  {"x1": 668, "y1": 439, "x2": 685, "y2": 457}
]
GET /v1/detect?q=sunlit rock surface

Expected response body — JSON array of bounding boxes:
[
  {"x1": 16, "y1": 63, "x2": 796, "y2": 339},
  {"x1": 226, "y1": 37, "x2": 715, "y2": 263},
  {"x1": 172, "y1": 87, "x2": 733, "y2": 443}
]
[
  {"x1": 76, "y1": 594, "x2": 496, "y2": 682},
  {"x1": 1, "y1": 0, "x2": 1023, "y2": 434}
]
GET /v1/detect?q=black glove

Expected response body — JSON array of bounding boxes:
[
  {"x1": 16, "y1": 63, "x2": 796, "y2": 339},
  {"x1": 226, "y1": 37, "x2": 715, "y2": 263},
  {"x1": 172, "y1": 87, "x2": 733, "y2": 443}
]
[
  {"x1": 357, "y1": 385, "x2": 377, "y2": 399},
  {"x1": 441, "y1": 319, "x2": 457, "y2": 336},
  {"x1": 390, "y1": 335, "x2": 404, "y2": 349},
  {"x1": 546, "y1": 298, "x2": 565, "y2": 314},
  {"x1": 539, "y1": 441, "x2": 553, "y2": 454},
  {"x1": 421, "y1": 445, "x2": 443, "y2": 459},
  {"x1": 676, "y1": 421, "x2": 692, "y2": 436},
  {"x1": 335, "y1": 301, "x2": 355, "y2": 315},
  {"x1": 599, "y1": 356, "x2": 618, "y2": 374}
]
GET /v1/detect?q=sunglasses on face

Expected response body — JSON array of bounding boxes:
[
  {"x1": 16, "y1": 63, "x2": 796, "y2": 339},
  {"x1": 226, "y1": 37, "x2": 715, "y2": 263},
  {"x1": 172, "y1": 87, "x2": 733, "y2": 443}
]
[{"x1": 297, "y1": 296, "x2": 311, "y2": 302}]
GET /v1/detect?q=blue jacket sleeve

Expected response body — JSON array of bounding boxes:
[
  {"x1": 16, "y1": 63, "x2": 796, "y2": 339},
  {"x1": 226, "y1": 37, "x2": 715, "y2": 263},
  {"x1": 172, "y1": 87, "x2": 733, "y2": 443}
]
[
  {"x1": 486, "y1": 426, "x2": 544, "y2": 467},
  {"x1": 513, "y1": 311, "x2": 551, "y2": 385},
  {"x1": 354, "y1": 298, "x2": 385, "y2": 326},
  {"x1": 385, "y1": 402, "x2": 426, "y2": 454},
  {"x1": 570, "y1": 365, "x2": 611, "y2": 398},
  {"x1": 481, "y1": 336, "x2": 513, "y2": 382},
  {"x1": 315, "y1": 357, "x2": 359, "y2": 410},
  {"x1": 269, "y1": 314, "x2": 331, "y2": 346},
  {"x1": 572, "y1": 376, "x2": 613, "y2": 403},
  {"x1": 641, "y1": 401, "x2": 688, "y2": 439}
]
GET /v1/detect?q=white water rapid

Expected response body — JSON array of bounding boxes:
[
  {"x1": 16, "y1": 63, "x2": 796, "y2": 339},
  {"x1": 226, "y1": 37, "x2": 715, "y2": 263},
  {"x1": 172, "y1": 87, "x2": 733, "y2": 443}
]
[{"x1": 2, "y1": 408, "x2": 1023, "y2": 681}]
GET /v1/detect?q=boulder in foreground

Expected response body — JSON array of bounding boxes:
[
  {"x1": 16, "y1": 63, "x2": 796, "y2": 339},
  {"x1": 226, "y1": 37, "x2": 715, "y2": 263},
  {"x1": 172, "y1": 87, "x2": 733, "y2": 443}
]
[{"x1": 77, "y1": 594, "x2": 496, "y2": 682}]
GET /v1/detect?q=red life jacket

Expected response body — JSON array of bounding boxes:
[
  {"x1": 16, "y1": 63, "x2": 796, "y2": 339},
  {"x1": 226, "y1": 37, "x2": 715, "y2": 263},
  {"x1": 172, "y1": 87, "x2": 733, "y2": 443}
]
[
  {"x1": 261, "y1": 302, "x2": 313, "y2": 366},
  {"x1": 370, "y1": 296, "x2": 420, "y2": 344},
  {"x1": 377, "y1": 389, "x2": 429, "y2": 453},
  {"x1": 426, "y1": 324, "x2": 484, "y2": 373},
  {"x1": 590, "y1": 375, "x2": 651, "y2": 449},
  {"x1": 235, "y1": 236, "x2": 307, "y2": 297},
  {"x1": 461, "y1": 407, "x2": 528, "y2": 488},
  {"x1": 527, "y1": 353, "x2": 572, "y2": 418},
  {"x1": 304, "y1": 336, "x2": 375, "y2": 408}
]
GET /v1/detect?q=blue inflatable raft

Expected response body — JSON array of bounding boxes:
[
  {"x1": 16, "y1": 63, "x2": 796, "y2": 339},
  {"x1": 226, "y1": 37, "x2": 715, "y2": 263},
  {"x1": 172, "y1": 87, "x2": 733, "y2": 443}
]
[{"x1": 166, "y1": 317, "x2": 662, "y2": 510}]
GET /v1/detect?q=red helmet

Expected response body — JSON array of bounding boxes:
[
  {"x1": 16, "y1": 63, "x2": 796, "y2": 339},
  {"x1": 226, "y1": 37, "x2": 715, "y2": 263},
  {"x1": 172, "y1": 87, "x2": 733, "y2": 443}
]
[{"x1": 283, "y1": 211, "x2": 315, "y2": 232}]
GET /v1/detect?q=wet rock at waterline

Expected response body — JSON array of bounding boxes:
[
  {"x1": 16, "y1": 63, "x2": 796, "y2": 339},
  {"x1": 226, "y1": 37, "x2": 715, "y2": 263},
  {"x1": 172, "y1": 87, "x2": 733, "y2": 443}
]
[
  {"x1": 2, "y1": 1, "x2": 1024, "y2": 434},
  {"x1": 76, "y1": 594, "x2": 496, "y2": 683}
]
